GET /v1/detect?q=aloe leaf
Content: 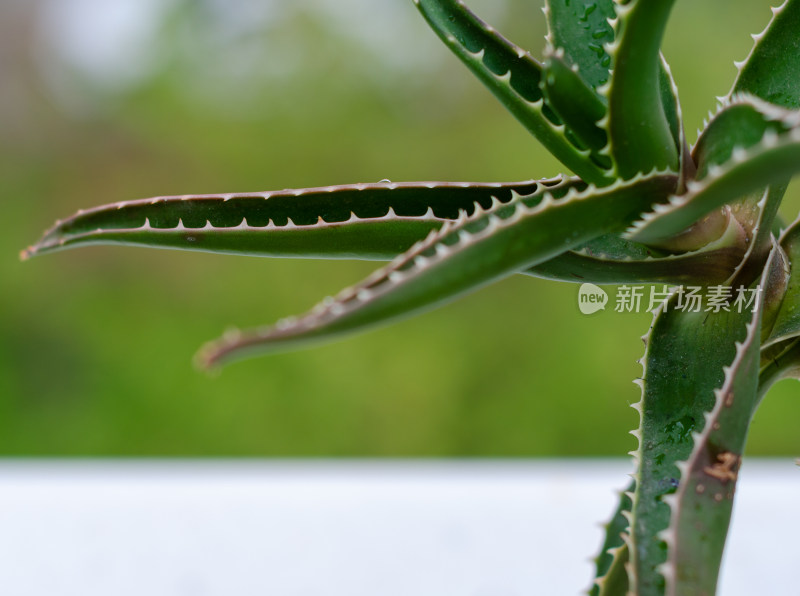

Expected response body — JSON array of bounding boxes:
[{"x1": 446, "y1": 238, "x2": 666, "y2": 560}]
[
  {"x1": 414, "y1": 0, "x2": 613, "y2": 185},
  {"x1": 688, "y1": 97, "x2": 790, "y2": 274},
  {"x1": 773, "y1": 211, "x2": 789, "y2": 236},
  {"x1": 693, "y1": 96, "x2": 793, "y2": 181},
  {"x1": 659, "y1": 245, "x2": 780, "y2": 596},
  {"x1": 759, "y1": 336, "x2": 800, "y2": 400},
  {"x1": 600, "y1": 0, "x2": 679, "y2": 178},
  {"x1": 543, "y1": 0, "x2": 616, "y2": 89},
  {"x1": 659, "y1": 55, "x2": 691, "y2": 187},
  {"x1": 726, "y1": 183, "x2": 787, "y2": 288},
  {"x1": 762, "y1": 217, "x2": 800, "y2": 348},
  {"x1": 590, "y1": 484, "x2": 632, "y2": 596},
  {"x1": 595, "y1": 544, "x2": 629, "y2": 596},
  {"x1": 658, "y1": 57, "x2": 681, "y2": 159},
  {"x1": 196, "y1": 173, "x2": 677, "y2": 367},
  {"x1": 541, "y1": 48, "x2": 609, "y2": 155},
  {"x1": 526, "y1": 247, "x2": 738, "y2": 286},
  {"x1": 627, "y1": 267, "x2": 768, "y2": 595},
  {"x1": 528, "y1": 214, "x2": 746, "y2": 286},
  {"x1": 730, "y1": 0, "x2": 800, "y2": 109},
  {"x1": 757, "y1": 240, "x2": 791, "y2": 343},
  {"x1": 21, "y1": 180, "x2": 551, "y2": 261},
  {"x1": 627, "y1": 120, "x2": 800, "y2": 246}
]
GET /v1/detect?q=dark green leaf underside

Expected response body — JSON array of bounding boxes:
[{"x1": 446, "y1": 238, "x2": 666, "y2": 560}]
[
  {"x1": 198, "y1": 173, "x2": 677, "y2": 367},
  {"x1": 22, "y1": 180, "x2": 549, "y2": 261}
]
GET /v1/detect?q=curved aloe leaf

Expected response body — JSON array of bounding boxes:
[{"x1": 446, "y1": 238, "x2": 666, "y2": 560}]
[
  {"x1": 627, "y1": 117, "x2": 800, "y2": 246},
  {"x1": 546, "y1": 0, "x2": 683, "y2": 181},
  {"x1": 659, "y1": 55, "x2": 690, "y2": 188},
  {"x1": 590, "y1": 483, "x2": 632, "y2": 596},
  {"x1": 659, "y1": 244, "x2": 780, "y2": 596},
  {"x1": 595, "y1": 544, "x2": 629, "y2": 596},
  {"x1": 627, "y1": 265, "x2": 768, "y2": 595},
  {"x1": 756, "y1": 239, "x2": 791, "y2": 344},
  {"x1": 21, "y1": 180, "x2": 550, "y2": 261},
  {"x1": 541, "y1": 48, "x2": 608, "y2": 156},
  {"x1": 196, "y1": 173, "x2": 677, "y2": 367},
  {"x1": 528, "y1": 214, "x2": 746, "y2": 286},
  {"x1": 526, "y1": 247, "x2": 739, "y2": 286},
  {"x1": 693, "y1": 96, "x2": 793, "y2": 181},
  {"x1": 543, "y1": 0, "x2": 615, "y2": 89},
  {"x1": 414, "y1": 0, "x2": 613, "y2": 185},
  {"x1": 730, "y1": 0, "x2": 800, "y2": 108},
  {"x1": 599, "y1": 0, "x2": 679, "y2": 178},
  {"x1": 634, "y1": 97, "x2": 791, "y2": 252},
  {"x1": 759, "y1": 336, "x2": 800, "y2": 400},
  {"x1": 688, "y1": 97, "x2": 790, "y2": 272},
  {"x1": 726, "y1": 183, "x2": 787, "y2": 288},
  {"x1": 29, "y1": 171, "x2": 744, "y2": 288},
  {"x1": 763, "y1": 217, "x2": 800, "y2": 348}
]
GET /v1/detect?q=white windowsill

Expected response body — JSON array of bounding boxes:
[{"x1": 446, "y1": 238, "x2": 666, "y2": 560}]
[{"x1": 0, "y1": 459, "x2": 796, "y2": 595}]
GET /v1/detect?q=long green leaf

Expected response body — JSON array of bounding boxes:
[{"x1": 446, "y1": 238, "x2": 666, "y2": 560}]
[
  {"x1": 21, "y1": 180, "x2": 549, "y2": 261},
  {"x1": 590, "y1": 483, "x2": 632, "y2": 596},
  {"x1": 659, "y1": 244, "x2": 780, "y2": 596},
  {"x1": 528, "y1": 215, "x2": 746, "y2": 286},
  {"x1": 628, "y1": 273, "x2": 766, "y2": 595},
  {"x1": 596, "y1": 544, "x2": 629, "y2": 596},
  {"x1": 658, "y1": 54, "x2": 689, "y2": 187},
  {"x1": 196, "y1": 173, "x2": 677, "y2": 367},
  {"x1": 30, "y1": 173, "x2": 741, "y2": 288},
  {"x1": 600, "y1": 0, "x2": 679, "y2": 178},
  {"x1": 414, "y1": 0, "x2": 613, "y2": 185},
  {"x1": 541, "y1": 48, "x2": 608, "y2": 155}
]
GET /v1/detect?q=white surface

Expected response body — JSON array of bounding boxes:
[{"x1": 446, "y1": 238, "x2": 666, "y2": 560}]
[{"x1": 0, "y1": 459, "x2": 796, "y2": 595}]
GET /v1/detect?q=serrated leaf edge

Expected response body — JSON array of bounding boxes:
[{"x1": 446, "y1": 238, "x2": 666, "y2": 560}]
[
  {"x1": 626, "y1": 116, "x2": 800, "y2": 244},
  {"x1": 21, "y1": 179, "x2": 554, "y2": 260},
  {"x1": 726, "y1": 0, "x2": 793, "y2": 102},
  {"x1": 197, "y1": 170, "x2": 675, "y2": 367},
  {"x1": 623, "y1": 287, "x2": 672, "y2": 595},
  {"x1": 656, "y1": 243, "x2": 775, "y2": 596}
]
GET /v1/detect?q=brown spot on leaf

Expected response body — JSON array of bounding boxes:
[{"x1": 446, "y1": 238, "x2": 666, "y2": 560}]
[{"x1": 704, "y1": 452, "x2": 740, "y2": 483}]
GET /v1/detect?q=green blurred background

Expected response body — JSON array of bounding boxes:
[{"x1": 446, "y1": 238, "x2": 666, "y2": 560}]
[{"x1": 2, "y1": 0, "x2": 798, "y2": 456}]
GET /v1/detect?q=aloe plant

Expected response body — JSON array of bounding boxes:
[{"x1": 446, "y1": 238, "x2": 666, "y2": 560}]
[{"x1": 21, "y1": 1, "x2": 800, "y2": 594}]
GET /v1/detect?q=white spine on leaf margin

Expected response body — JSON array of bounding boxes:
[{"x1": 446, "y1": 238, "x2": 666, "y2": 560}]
[
  {"x1": 625, "y1": 124, "x2": 800, "y2": 243},
  {"x1": 658, "y1": 243, "x2": 776, "y2": 596},
  {"x1": 621, "y1": 289, "x2": 674, "y2": 595},
  {"x1": 726, "y1": 0, "x2": 792, "y2": 102}
]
